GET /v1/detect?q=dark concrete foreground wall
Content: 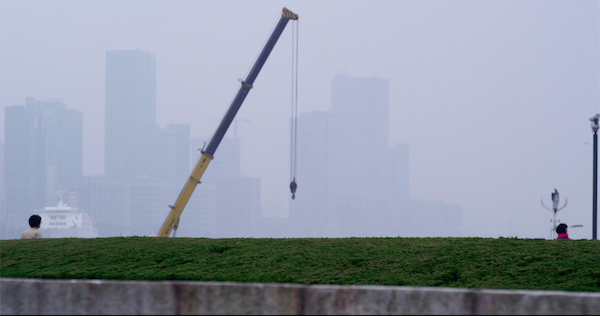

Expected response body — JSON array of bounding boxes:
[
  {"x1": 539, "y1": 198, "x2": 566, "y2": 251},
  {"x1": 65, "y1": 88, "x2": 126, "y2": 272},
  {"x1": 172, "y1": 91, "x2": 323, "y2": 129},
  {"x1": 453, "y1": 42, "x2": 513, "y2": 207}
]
[{"x1": 1, "y1": 278, "x2": 600, "y2": 315}]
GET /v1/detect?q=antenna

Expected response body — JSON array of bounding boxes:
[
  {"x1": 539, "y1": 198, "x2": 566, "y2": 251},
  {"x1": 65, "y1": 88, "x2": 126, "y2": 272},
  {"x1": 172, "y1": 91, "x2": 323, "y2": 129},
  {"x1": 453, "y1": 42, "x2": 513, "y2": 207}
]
[
  {"x1": 207, "y1": 118, "x2": 250, "y2": 139},
  {"x1": 233, "y1": 118, "x2": 250, "y2": 139},
  {"x1": 541, "y1": 188, "x2": 568, "y2": 239}
]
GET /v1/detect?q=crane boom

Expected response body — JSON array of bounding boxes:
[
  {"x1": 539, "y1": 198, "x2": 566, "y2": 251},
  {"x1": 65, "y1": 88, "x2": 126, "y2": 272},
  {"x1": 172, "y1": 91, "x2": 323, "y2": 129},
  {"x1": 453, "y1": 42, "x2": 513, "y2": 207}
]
[{"x1": 157, "y1": 7, "x2": 298, "y2": 237}]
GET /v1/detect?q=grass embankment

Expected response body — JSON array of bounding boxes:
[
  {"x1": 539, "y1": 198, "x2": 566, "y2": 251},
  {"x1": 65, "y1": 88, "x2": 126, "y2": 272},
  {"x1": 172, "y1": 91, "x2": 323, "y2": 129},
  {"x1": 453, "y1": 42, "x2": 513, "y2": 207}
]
[{"x1": 1, "y1": 237, "x2": 599, "y2": 292}]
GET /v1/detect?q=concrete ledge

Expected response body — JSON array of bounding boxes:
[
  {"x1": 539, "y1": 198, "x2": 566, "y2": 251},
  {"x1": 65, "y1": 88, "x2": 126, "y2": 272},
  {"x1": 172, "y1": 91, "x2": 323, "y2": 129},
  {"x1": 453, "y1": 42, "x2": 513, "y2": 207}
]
[{"x1": 2, "y1": 278, "x2": 599, "y2": 315}]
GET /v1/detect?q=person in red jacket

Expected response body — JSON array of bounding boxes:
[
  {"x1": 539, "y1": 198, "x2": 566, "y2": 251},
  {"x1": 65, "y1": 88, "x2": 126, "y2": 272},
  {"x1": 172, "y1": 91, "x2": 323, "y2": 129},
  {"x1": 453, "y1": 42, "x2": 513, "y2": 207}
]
[{"x1": 556, "y1": 223, "x2": 569, "y2": 240}]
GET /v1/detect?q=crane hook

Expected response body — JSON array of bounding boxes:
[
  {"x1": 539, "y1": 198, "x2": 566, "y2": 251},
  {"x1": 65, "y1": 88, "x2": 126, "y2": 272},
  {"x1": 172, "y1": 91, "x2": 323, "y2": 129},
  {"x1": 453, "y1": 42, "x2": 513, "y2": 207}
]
[{"x1": 290, "y1": 178, "x2": 297, "y2": 200}]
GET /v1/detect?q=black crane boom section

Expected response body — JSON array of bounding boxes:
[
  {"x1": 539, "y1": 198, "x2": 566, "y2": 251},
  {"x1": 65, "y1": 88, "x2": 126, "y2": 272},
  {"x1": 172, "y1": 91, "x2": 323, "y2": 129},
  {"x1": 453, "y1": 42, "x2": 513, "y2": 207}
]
[{"x1": 205, "y1": 8, "x2": 298, "y2": 156}]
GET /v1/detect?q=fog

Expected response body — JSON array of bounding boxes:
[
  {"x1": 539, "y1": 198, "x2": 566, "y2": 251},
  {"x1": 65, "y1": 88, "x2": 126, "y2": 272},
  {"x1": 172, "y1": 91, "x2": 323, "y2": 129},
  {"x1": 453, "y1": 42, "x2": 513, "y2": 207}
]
[{"x1": 1, "y1": 0, "x2": 598, "y2": 239}]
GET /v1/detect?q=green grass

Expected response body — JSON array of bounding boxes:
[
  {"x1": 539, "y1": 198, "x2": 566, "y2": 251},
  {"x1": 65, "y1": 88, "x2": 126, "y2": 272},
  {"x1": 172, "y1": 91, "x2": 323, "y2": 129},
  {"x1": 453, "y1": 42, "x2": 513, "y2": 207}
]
[{"x1": 1, "y1": 237, "x2": 599, "y2": 292}]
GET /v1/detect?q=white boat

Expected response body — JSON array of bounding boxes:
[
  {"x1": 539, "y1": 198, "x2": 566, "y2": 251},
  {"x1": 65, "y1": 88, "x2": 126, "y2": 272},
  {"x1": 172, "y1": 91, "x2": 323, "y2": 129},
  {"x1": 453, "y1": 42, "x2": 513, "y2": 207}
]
[{"x1": 38, "y1": 192, "x2": 99, "y2": 238}]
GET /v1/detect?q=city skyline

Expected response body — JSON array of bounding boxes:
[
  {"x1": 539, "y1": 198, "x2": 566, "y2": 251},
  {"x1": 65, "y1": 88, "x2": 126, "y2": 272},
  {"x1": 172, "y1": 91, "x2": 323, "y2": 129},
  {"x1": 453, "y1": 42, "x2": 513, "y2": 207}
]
[
  {"x1": 105, "y1": 50, "x2": 157, "y2": 182},
  {"x1": 3, "y1": 98, "x2": 83, "y2": 238},
  {"x1": 1, "y1": 1, "x2": 597, "y2": 239},
  {"x1": 1, "y1": 70, "x2": 462, "y2": 239}
]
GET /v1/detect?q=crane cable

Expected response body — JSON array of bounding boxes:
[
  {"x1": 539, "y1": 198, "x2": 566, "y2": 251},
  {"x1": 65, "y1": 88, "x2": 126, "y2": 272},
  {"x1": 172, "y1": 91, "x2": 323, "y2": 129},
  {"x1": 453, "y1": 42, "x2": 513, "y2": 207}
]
[{"x1": 289, "y1": 19, "x2": 299, "y2": 200}]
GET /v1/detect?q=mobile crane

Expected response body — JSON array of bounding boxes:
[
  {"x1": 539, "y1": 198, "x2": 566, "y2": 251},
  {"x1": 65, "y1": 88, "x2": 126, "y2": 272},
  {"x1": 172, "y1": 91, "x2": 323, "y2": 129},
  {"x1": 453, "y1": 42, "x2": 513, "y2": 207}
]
[{"x1": 157, "y1": 7, "x2": 299, "y2": 237}]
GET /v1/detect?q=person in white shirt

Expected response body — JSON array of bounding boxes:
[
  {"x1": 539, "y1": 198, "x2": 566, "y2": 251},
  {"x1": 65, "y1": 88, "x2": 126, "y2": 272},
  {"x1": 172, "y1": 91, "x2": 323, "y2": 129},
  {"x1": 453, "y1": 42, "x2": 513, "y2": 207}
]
[{"x1": 21, "y1": 215, "x2": 42, "y2": 239}]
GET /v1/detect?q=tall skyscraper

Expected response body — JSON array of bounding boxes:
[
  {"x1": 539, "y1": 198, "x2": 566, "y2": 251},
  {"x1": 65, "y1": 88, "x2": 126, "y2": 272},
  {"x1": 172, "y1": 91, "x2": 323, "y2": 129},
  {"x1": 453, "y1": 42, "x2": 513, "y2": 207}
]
[
  {"x1": 0, "y1": 141, "x2": 5, "y2": 238},
  {"x1": 44, "y1": 100, "x2": 83, "y2": 194},
  {"x1": 386, "y1": 143, "x2": 410, "y2": 235},
  {"x1": 188, "y1": 137, "x2": 261, "y2": 237},
  {"x1": 125, "y1": 123, "x2": 191, "y2": 236},
  {"x1": 25, "y1": 97, "x2": 83, "y2": 205},
  {"x1": 127, "y1": 176, "x2": 177, "y2": 236},
  {"x1": 167, "y1": 123, "x2": 191, "y2": 184},
  {"x1": 4, "y1": 105, "x2": 36, "y2": 238},
  {"x1": 4, "y1": 98, "x2": 83, "y2": 237},
  {"x1": 192, "y1": 137, "x2": 241, "y2": 178},
  {"x1": 0, "y1": 186, "x2": 6, "y2": 239},
  {"x1": 289, "y1": 111, "x2": 331, "y2": 237},
  {"x1": 214, "y1": 175, "x2": 261, "y2": 237},
  {"x1": 104, "y1": 50, "x2": 156, "y2": 181},
  {"x1": 78, "y1": 176, "x2": 130, "y2": 237},
  {"x1": 137, "y1": 123, "x2": 191, "y2": 183},
  {"x1": 329, "y1": 74, "x2": 390, "y2": 236},
  {"x1": 179, "y1": 182, "x2": 218, "y2": 238},
  {"x1": 0, "y1": 141, "x2": 4, "y2": 186},
  {"x1": 322, "y1": 74, "x2": 460, "y2": 238}
]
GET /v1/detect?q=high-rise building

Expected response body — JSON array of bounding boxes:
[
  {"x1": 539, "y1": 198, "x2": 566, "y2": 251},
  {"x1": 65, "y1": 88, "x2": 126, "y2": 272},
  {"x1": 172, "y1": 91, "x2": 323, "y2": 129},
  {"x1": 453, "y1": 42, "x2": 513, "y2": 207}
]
[
  {"x1": 182, "y1": 138, "x2": 227, "y2": 237},
  {"x1": 101, "y1": 50, "x2": 196, "y2": 237},
  {"x1": 192, "y1": 137, "x2": 241, "y2": 178},
  {"x1": 0, "y1": 141, "x2": 4, "y2": 186},
  {"x1": 167, "y1": 124, "x2": 191, "y2": 184},
  {"x1": 386, "y1": 143, "x2": 410, "y2": 236},
  {"x1": 136, "y1": 123, "x2": 191, "y2": 183},
  {"x1": 4, "y1": 98, "x2": 83, "y2": 237},
  {"x1": 329, "y1": 74, "x2": 390, "y2": 236},
  {"x1": 25, "y1": 97, "x2": 83, "y2": 206},
  {"x1": 179, "y1": 182, "x2": 218, "y2": 238},
  {"x1": 4, "y1": 105, "x2": 36, "y2": 237},
  {"x1": 123, "y1": 123, "x2": 190, "y2": 237},
  {"x1": 104, "y1": 50, "x2": 156, "y2": 181},
  {"x1": 0, "y1": 186, "x2": 6, "y2": 239},
  {"x1": 78, "y1": 176, "x2": 130, "y2": 237},
  {"x1": 0, "y1": 142, "x2": 5, "y2": 237},
  {"x1": 127, "y1": 176, "x2": 177, "y2": 236},
  {"x1": 213, "y1": 175, "x2": 261, "y2": 237},
  {"x1": 188, "y1": 137, "x2": 261, "y2": 237},
  {"x1": 289, "y1": 111, "x2": 331, "y2": 237},
  {"x1": 323, "y1": 74, "x2": 461, "y2": 238}
]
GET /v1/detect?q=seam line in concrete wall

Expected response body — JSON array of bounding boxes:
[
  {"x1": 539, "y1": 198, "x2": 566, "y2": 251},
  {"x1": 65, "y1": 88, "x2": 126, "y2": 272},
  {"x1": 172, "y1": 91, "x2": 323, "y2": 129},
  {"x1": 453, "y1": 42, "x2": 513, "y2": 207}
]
[
  {"x1": 174, "y1": 283, "x2": 181, "y2": 315},
  {"x1": 468, "y1": 291, "x2": 478, "y2": 315},
  {"x1": 299, "y1": 286, "x2": 307, "y2": 315}
]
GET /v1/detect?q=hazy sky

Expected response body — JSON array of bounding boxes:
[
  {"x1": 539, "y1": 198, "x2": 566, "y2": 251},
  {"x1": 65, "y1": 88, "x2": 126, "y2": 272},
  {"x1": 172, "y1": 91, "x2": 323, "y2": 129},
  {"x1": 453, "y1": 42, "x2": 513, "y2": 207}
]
[{"x1": 1, "y1": 0, "x2": 598, "y2": 239}]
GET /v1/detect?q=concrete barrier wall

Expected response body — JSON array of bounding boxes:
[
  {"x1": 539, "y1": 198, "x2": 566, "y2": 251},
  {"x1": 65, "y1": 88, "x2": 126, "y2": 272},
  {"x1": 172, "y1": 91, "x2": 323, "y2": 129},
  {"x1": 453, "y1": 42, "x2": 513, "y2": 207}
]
[{"x1": 2, "y1": 278, "x2": 600, "y2": 315}]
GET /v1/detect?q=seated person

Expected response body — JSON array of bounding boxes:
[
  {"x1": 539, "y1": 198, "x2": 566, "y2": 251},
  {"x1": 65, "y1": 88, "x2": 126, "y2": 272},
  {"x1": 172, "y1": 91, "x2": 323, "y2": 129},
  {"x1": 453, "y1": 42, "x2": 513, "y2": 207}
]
[
  {"x1": 21, "y1": 215, "x2": 42, "y2": 239},
  {"x1": 556, "y1": 223, "x2": 569, "y2": 240}
]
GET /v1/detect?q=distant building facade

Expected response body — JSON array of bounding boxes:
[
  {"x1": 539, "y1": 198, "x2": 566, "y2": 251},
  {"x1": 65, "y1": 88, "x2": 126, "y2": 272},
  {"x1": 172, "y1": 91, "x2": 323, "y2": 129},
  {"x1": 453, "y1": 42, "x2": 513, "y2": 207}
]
[
  {"x1": 4, "y1": 105, "x2": 36, "y2": 238},
  {"x1": 188, "y1": 137, "x2": 261, "y2": 238},
  {"x1": 4, "y1": 98, "x2": 83, "y2": 238},
  {"x1": 179, "y1": 182, "x2": 218, "y2": 238},
  {"x1": 0, "y1": 141, "x2": 4, "y2": 186},
  {"x1": 127, "y1": 176, "x2": 177, "y2": 236},
  {"x1": 100, "y1": 50, "x2": 200, "y2": 236},
  {"x1": 0, "y1": 142, "x2": 5, "y2": 237},
  {"x1": 386, "y1": 143, "x2": 410, "y2": 236},
  {"x1": 323, "y1": 74, "x2": 460, "y2": 238},
  {"x1": 0, "y1": 186, "x2": 6, "y2": 239},
  {"x1": 289, "y1": 111, "x2": 331, "y2": 237},
  {"x1": 167, "y1": 124, "x2": 192, "y2": 184},
  {"x1": 329, "y1": 74, "x2": 390, "y2": 237},
  {"x1": 78, "y1": 176, "x2": 130, "y2": 237},
  {"x1": 104, "y1": 50, "x2": 156, "y2": 181},
  {"x1": 79, "y1": 121, "x2": 191, "y2": 237}
]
